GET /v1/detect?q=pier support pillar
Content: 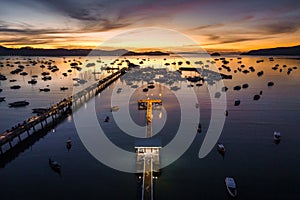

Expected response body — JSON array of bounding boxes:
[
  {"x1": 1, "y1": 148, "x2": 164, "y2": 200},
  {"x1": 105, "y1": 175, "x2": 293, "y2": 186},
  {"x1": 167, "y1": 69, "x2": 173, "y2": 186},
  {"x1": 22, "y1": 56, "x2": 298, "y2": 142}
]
[
  {"x1": 18, "y1": 135, "x2": 21, "y2": 142},
  {"x1": 26, "y1": 129, "x2": 30, "y2": 136}
]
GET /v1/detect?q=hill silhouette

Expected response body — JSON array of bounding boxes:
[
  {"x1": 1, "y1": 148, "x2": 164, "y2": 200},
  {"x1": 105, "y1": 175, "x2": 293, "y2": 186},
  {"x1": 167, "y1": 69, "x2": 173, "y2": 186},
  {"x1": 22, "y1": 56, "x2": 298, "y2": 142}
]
[
  {"x1": 242, "y1": 45, "x2": 300, "y2": 56},
  {"x1": 0, "y1": 45, "x2": 170, "y2": 57}
]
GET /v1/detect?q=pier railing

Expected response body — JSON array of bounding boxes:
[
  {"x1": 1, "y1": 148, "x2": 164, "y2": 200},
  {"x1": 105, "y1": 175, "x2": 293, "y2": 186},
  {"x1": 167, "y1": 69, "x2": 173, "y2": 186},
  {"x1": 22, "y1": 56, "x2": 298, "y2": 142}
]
[{"x1": 0, "y1": 67, "x2": 127, "y2": 155}]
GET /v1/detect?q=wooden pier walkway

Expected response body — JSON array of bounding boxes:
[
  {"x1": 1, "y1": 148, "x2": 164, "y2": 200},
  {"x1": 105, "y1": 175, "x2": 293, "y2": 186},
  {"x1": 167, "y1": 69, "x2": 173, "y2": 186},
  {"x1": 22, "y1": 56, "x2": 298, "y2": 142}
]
[{"x1": 0, "y1": 68, "x2": 127, "y2": 155}]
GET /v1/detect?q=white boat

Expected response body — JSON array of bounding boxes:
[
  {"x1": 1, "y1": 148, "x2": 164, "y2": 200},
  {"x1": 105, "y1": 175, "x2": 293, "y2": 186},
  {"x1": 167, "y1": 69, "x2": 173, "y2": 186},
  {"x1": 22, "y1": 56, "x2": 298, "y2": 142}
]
[
  {"x1": 225, "y1": 177, "x2": 237, "y2": 197},
  {"x1": 217, "y1": 143, "x2": 226, "y2": 154},
  {"x1": 111, "y1": 106, "x2": 119, "y2": 112}
]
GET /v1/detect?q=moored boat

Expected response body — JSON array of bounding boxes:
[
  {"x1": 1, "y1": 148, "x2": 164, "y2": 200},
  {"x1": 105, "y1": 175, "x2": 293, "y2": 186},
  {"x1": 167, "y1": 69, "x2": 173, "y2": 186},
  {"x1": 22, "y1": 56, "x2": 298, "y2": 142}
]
[
  {"x1": 111, "y1": 106, "x2": 119, "y2": 112},
  {"x1": 274, "y1": 131, "x2": 281, "y2": 144},
  {"x1": 66, "y1": 138, "x2": 72, "y2": 151},
  {"x1": 217, "y1": 143, "x2": 226, "y2": 155},
  {"x1": 49, "y1": 158, "x2": 61, "y2": 174},
  {"x1": 9, "y1": 100, "x2": 29, "y2": 107},
  {"x1": 10, "y1": 85, "x2": 21, "y2": 89}
]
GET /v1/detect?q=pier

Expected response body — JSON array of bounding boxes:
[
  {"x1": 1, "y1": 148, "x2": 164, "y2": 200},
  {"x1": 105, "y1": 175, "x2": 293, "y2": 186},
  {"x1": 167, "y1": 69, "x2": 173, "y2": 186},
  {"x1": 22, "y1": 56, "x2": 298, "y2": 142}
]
[
  {"x1": 0, "y1": 68, "x2": 127, "y2": 155},
  {"x1": 136, "y1": 98, "x2": 162, "y2": 200}
]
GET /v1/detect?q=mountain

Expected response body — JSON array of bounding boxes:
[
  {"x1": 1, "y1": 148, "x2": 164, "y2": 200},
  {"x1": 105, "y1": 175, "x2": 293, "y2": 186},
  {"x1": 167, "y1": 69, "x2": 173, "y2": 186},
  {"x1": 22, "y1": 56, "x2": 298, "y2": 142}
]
[
  {"x1": 242, "y1": 45, "x2": 300, "y2": 56},
  {"x1": 0, "y1": 45, "x2": 128, "y2": 56},
  {"x1": 123, "y1": 51, "x2": 169, "y2": 56},
  {"x1": 0, "y1": 45, "x2": 170, "y2": 57}
]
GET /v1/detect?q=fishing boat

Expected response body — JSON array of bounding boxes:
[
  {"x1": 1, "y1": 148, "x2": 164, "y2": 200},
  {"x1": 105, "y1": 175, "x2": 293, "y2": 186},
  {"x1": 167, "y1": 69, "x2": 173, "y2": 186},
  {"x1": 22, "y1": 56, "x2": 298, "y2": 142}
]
[
  {"x1": 225, "y1": 177, "x2": 237, "y2": 197},
  {"x1": 9, "y1": 100, "x2": 29, "y2": 107}
]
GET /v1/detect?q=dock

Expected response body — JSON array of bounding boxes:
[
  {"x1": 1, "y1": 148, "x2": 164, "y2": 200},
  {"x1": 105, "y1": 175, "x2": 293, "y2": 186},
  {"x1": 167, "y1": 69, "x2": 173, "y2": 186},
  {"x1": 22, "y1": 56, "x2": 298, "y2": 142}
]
[
  {"x1": 0, "y1": 68, "x2": 127, "y2": 155},
  {"x1": 136, "y1": 99, "x2": 162, "y2": 200}
]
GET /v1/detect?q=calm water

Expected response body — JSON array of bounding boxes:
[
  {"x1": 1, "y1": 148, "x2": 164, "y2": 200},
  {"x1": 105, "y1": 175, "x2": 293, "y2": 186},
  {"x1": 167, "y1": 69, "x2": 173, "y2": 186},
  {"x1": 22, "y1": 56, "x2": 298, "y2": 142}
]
[{"x1": 0, "y1": 55, "x2": 300, "y2": 200}]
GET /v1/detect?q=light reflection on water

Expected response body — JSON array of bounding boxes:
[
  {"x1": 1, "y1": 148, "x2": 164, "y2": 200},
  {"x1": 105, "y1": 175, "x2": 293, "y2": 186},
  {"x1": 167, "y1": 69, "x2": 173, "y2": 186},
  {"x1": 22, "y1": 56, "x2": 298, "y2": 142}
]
[{"x1": 0, "y1": 55, "x2": 300, "y2": 199}]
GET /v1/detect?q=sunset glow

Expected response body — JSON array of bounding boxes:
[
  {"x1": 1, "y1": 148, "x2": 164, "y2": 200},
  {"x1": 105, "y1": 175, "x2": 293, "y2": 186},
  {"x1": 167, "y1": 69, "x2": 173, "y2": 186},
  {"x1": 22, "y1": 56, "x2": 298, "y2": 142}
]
[{"x1": 0, "y1": 0, "x2": 300, "y2": 52}]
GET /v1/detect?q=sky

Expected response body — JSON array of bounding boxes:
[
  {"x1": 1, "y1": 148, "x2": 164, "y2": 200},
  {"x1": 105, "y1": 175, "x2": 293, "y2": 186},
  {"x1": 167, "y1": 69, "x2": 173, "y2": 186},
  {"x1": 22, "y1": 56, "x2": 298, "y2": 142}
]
[{"x1": 0, "y1": 0, "x2": 300, "y2": 52}]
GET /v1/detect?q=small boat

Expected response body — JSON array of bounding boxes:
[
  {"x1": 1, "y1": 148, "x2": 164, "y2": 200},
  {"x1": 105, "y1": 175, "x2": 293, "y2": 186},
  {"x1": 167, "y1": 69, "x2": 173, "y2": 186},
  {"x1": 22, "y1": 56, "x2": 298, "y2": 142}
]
[
  {"x1": 148, "y1": 84, "x2": 155, "y2": 89},
  {"x1": 197, "y1": 123, "x2": 202, "y2": 133},
  {"x1": 0, "y1": 97, "x2": 5, "y2": 102},
  {"x1": 9, "y1": 100, "x2": 29, "y2": 107},
  {"x1": 42, "y1": 76, "x2": 52, "y2": 81},
  {"x1": 267, "y1": 81, "x2": 274, "y2": 87},
  {"x1": 225, "y1": 110, "x2": 228, "y2": 116},
  {"x1": 217, "y1": 143, "x2": 226, "y2": 155},
  {"x1": 242, "y1": 83, "x2": 249, "y2": 89},
  {"x1": 234, "y1": 99, "x2": 240, "y2": 106},
  {"x1": 274, "y1": 131, "x2": 281, "y2": 144},
  {"x1": 111, "y1": 106, "x2": 119, "y2": 112},
  {"x1": 10, "y1": 85, "x2": 21, "y2": 89},
  {"x1": 233, "y1": 85, "x2": 241, "y2": 91},
  {"x1": 28, "y1": 79, "x2": 37, "y2": 84},
  {"x1": 40, "y1": 88, "x2": 51, "y2": 92},
  {"x1": 116, "y1": 88, "x2": 122, "y2": 94},
  {"x1": 225, "y1": 177, "x2": 237, "y2": 197},
  {"x1": 215, "y1": 92, "x2": 221, "y2": 98},
  {"x1": 60, "y1": 87, "x2": 68, "y2": 91},
  {"x1": 104, "y1": 116, "x2": 110, "y2": 122},
  {"x1": 20, "y1": 72, "x2": 28, "y2": 76},
  {"x1": 49, "y1": 158, "x2": 61, "y2": 174},
  {"x1": 253, "y1": 94, "x2": 260, "y2": 100},
  {"x1": 66, "y1": 138, "x2": 72, "y2": 151},
  {"x1": 257, "y1": 71, "x2": 264, "y2": 77}
]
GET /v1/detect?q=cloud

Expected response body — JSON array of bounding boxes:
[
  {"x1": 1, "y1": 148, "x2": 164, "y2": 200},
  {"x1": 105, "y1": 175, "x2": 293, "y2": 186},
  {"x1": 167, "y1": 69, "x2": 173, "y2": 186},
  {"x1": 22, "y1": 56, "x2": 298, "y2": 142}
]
[{"x1": 256, "y1": 21, "x2": 300, "y2": 35}]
